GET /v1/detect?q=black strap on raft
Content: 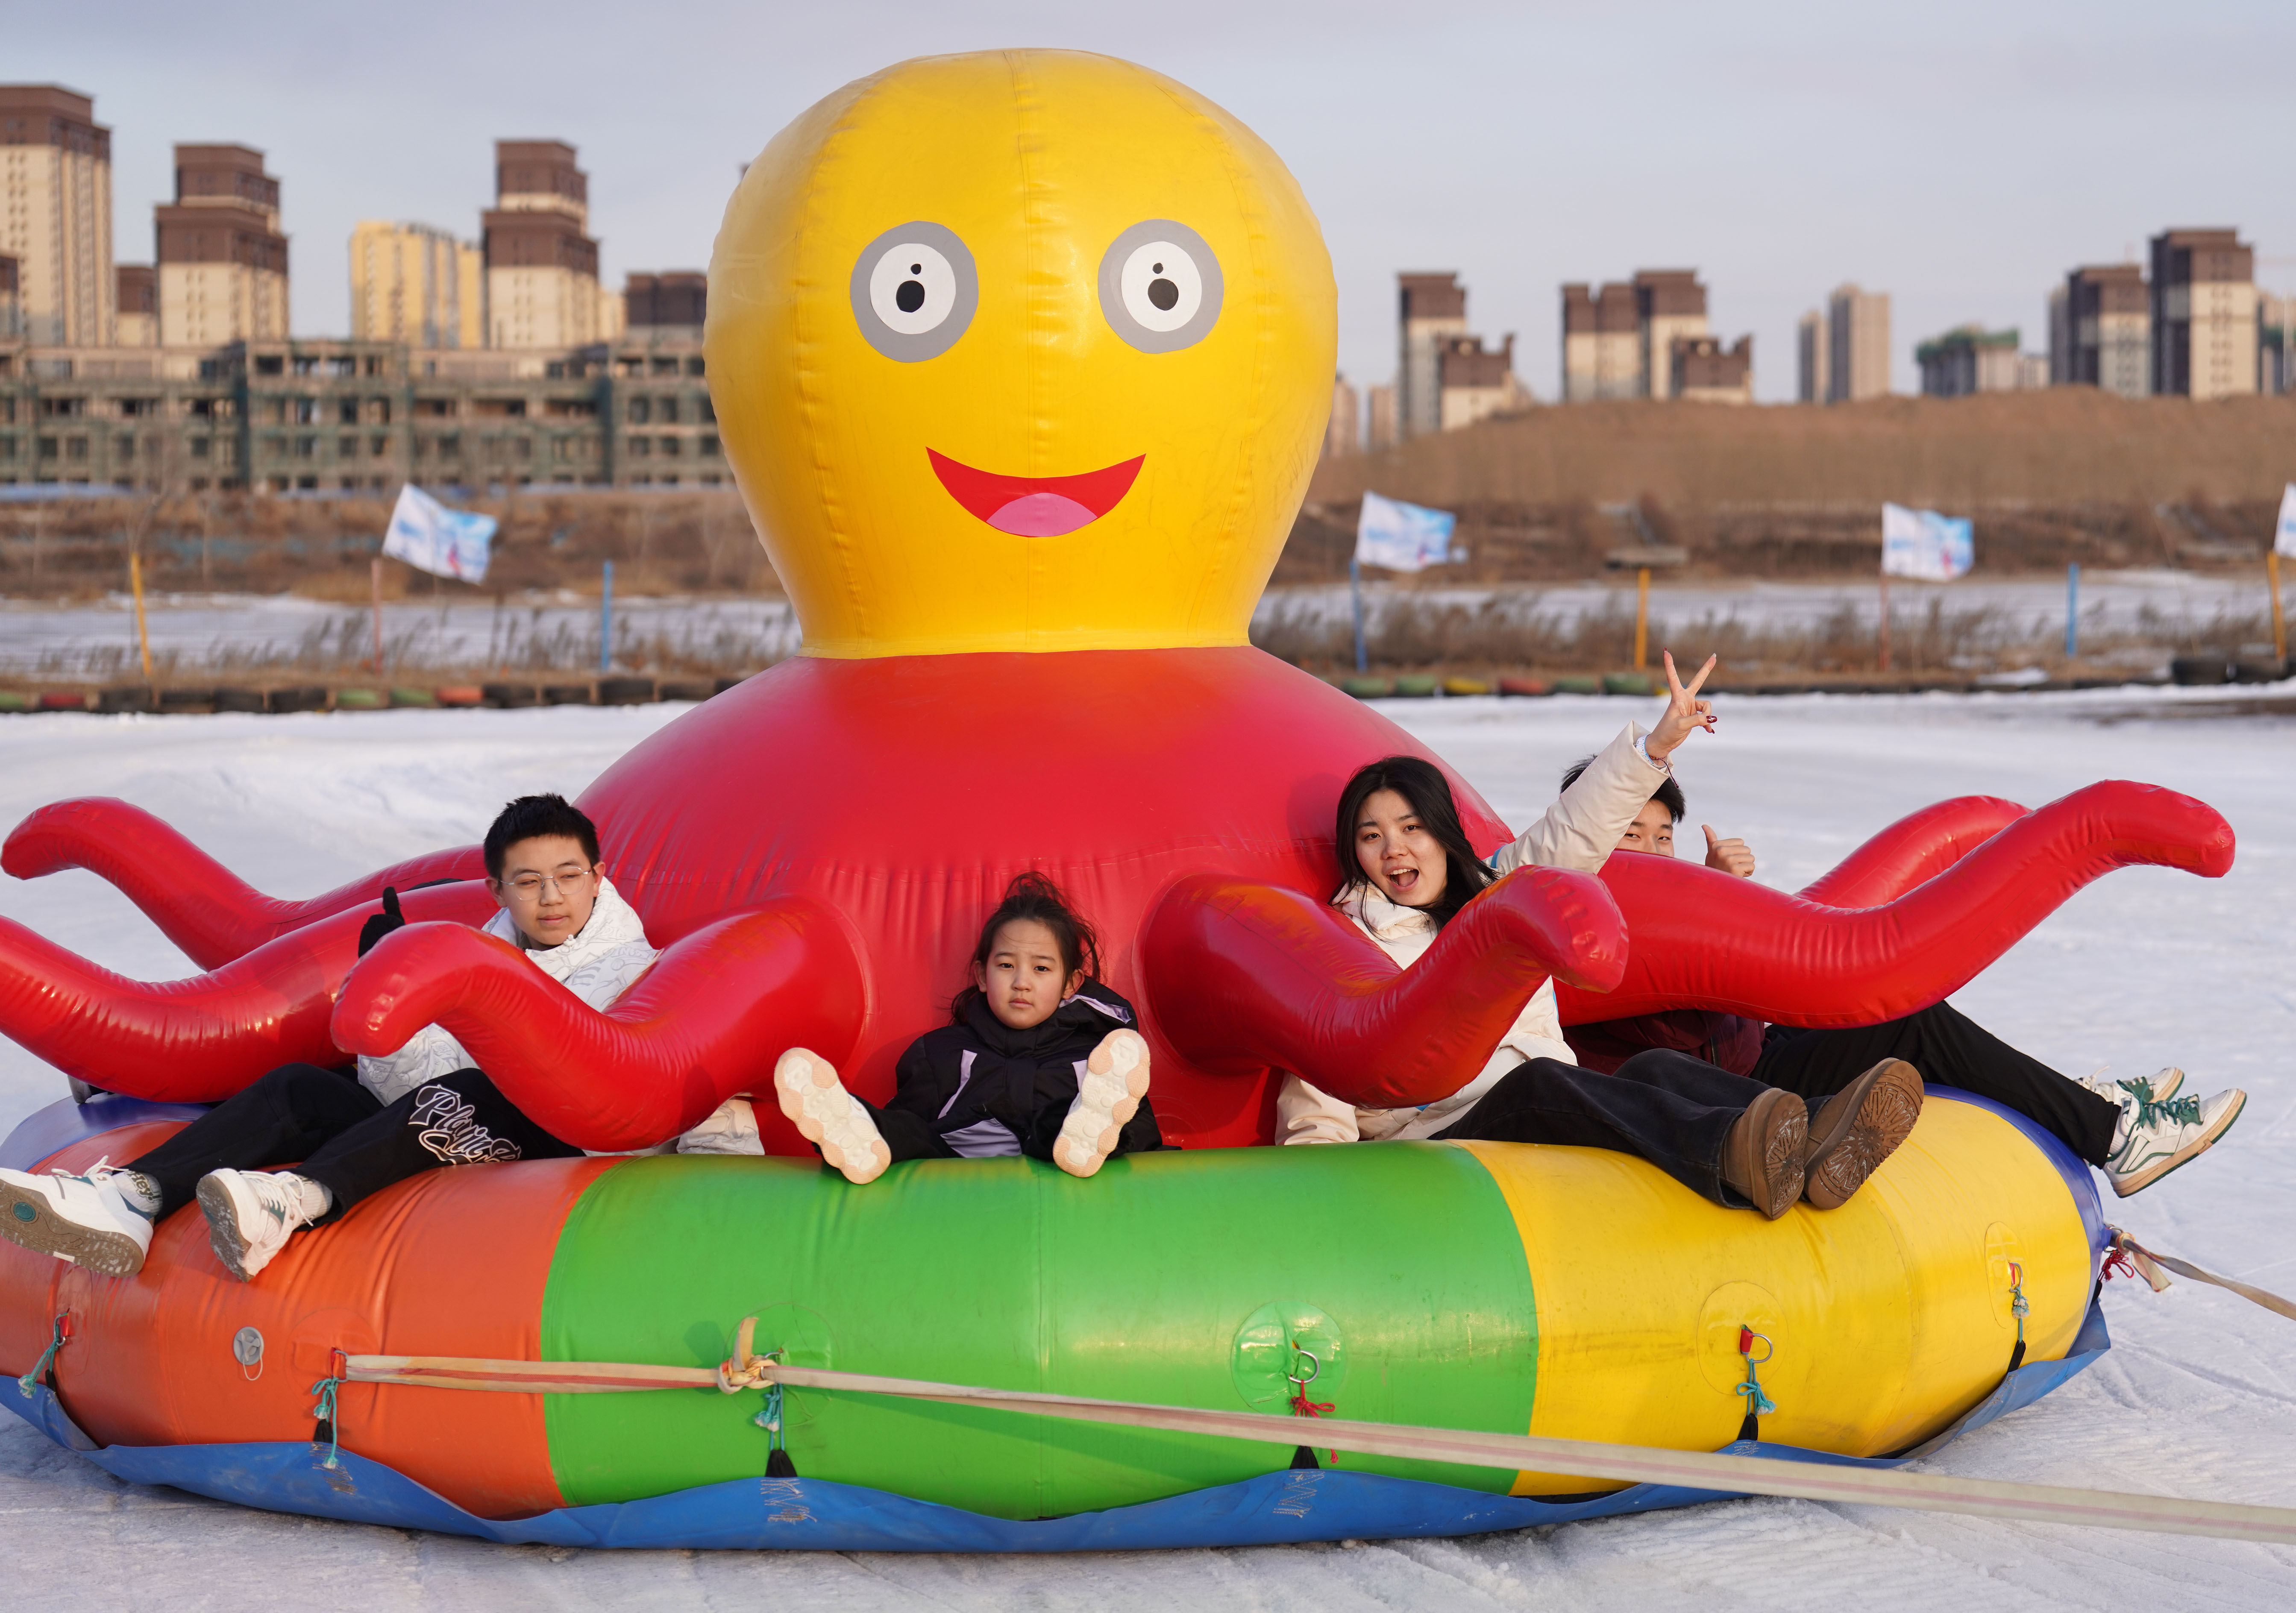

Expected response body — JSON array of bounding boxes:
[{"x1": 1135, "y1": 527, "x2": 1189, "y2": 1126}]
[
  {"x1": 766, "y1": 1447, "x2": 799, "y2": 1478},
  {"x1": 1289, "y1": 1444, "x2": 1320, "y2": 1469}
]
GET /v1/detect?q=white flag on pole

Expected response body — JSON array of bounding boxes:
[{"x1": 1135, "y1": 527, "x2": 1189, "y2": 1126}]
[
  {"x1": 1355, "y1": 491, "x2": 1464, "y2": 573},
  {"x1": 382, "y1": 484, "x2": 498, "y2": 582},
  {"x1": 1881, "y1": 502, "x2": 1973, "y2": 582},
  {"x1": 2274, "y1": 483, "x2": 2296, "y2": 557}
]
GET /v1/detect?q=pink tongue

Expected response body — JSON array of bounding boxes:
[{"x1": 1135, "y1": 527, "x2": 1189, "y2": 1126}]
[{"x1": 987, "y1": 492, "x2": 1100, "y2": 537}]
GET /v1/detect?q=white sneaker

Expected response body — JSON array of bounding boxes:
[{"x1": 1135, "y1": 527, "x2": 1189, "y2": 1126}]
[
  {"x1": 1053, "y1": 1030, "x2": 1151, "y2": 1179},
  {"x1": 196, "y1": 1169, "x2": 324, "y2": 1282},
  {"x1": 2081, "y1": 1067, "x2": 2185, "y2": 1111},
  {"x1": 773, "y1": 1048, "x2": 890, "y2": 1185},
  {"x1": 677, "y1": 1096, "x2": 766, "y2": 1155},
  {"x1": 2102, "y1": 1085, "x2": 2245, "y2": 1197},
  {"x1": 0, "y1": 1161, "x2": 154, "y2": 1276}
]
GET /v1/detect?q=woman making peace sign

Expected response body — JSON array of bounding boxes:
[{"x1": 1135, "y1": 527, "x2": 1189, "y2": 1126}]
[{"x1": 1278, "y1": 652, "x2": 1921, "y2": 1220}]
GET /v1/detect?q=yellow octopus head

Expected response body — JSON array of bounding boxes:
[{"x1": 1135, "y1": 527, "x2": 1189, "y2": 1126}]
[{"x1": 707, "y1": 50, "x2": 1338, "y2": 657}]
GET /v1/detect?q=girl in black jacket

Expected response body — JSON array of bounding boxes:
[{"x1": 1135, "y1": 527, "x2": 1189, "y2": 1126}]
[{"x1": 772, "y1": 872, "x2": 1162, "y2": 1184}]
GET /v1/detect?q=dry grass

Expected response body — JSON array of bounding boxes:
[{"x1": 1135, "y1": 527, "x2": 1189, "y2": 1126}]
[
  {"x1": 1309, "y1": 389, "x2": 2296, "y2": 511},
  {"x1": 1248, "y1": 589, "x2": 2279, "y2": 677}
]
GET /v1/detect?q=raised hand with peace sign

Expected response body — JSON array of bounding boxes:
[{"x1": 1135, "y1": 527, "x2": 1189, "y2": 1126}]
[{"x1": 1642, "y1": 650, "x2": 1718, "y2": 764}]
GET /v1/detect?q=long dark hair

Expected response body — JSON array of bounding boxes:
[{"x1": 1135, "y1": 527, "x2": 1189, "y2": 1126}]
[
  {"x1": 950, "y1": 871, "x2": 1102, "y2": 1022},
  {"x1": 1332, "y1": 756, "x2": 1492, "y2": 928}
]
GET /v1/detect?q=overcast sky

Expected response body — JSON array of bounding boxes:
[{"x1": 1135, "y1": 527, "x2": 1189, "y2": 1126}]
[{"x1": 18, "y1": 0, "x2": 2296, "y2": 403}]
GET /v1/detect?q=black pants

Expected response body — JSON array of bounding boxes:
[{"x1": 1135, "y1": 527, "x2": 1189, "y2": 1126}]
[
  {"x1": 863, "y1": 1098, "x2": 1165, "y2": 1165},
  {"x1": 1434, "y1": 1050, "x2": 1766, "y2": 1207},
  {"x1": 1751, "y1": 1002, "x2": 2118, "y2": 1166},
  {"x1": 130, "y1": 1062, "x2": 581, "y2": 1223}
]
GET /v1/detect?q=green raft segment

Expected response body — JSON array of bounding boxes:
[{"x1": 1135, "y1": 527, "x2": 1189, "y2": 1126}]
[{"x1": 540, "y1": 1143, "x2": 1538, "y2": 1519}]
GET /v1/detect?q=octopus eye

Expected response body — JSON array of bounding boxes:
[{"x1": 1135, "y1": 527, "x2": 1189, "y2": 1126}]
[
  {"x1": 850, "y1": 222, "x2": 977, "y2": 361},
  {"x1": 1098, "y1": 220, "x2": 1223, "y2": 353}
]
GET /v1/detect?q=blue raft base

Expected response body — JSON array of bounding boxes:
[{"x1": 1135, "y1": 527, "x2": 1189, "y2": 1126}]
[
  {"x1": 0, "y1": 1085, "x2": 2112, "y2": 1551},
  {"x1": 4, "y1": 1301, "x2": 2108, "y2": 1552}
]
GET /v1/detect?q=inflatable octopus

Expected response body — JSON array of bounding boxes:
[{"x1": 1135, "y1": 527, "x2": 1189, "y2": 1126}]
[{"x1": 0, "y1": 53, "x2": 2233, "y2": 1158}]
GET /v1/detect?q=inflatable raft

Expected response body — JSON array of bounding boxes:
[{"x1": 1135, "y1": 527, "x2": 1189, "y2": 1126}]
[{"x1": 0, "y1": 1082, "x2": 2106, "y2": 1550}]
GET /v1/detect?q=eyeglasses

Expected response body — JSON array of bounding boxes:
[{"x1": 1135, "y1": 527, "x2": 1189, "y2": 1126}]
[{"x1": 502, "y1": 867, "x2": 596, "y2": 900}]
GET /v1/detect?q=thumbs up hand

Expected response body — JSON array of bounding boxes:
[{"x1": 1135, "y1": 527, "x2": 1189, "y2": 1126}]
[{"x1": 1703, "y1": 824, "x2": 1756, "y2": 878}]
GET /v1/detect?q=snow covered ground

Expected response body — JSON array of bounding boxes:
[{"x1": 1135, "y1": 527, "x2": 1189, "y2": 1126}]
[{"x1": 0, "y1": 684, "x2": 2292, "y2": 1609}]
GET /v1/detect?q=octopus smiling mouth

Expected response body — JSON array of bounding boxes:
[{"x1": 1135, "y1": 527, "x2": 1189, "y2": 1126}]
[{"x1": 928, "y1": 449, "x2": 1145, "y2": 537}]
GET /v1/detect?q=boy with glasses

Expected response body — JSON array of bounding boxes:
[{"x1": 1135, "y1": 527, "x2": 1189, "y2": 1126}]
[{"x1": 0, "y1": 794, "x2": 658, "y2": 1280}]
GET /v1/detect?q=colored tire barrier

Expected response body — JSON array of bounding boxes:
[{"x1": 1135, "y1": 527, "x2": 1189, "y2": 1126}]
[{"x1": 0, "y1": 1085, "x2": 2104, "y2": 1546}]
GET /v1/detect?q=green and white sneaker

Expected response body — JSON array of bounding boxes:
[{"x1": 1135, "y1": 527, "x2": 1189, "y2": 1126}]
[
  {"x1": 197, "y1": 1168, "x2": 328, "y2": 1282},
  {"x1": 2101, "y1": 1083, "x2": 2244, "y2": 1198},
  {"x1": 2081, "y1": 1067, "x2": 2184, "y2": 1111},
  {"x1": 0, "y1": 1160, "x2": 157, "y2": 1276}
]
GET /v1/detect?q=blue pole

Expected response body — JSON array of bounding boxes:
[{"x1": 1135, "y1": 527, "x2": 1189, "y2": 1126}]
[
  {"x1": 1350, "y1": 556, "x2": 1368, "y2": 673},
  {"x1": 600, "y1": 560, "x2": 614, "y2": 673},
  {"x1": 2065, "y1": 562, "x2": 2079, "y2": 660}
]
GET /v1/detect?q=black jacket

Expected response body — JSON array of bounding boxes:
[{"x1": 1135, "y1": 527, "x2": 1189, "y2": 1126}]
[{"x1": 886, "y1": 982, "x2": 1159, "y2": 1158}]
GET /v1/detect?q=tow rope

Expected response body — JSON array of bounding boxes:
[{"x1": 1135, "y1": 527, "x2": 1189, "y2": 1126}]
[
  {"x1": 2105, "y1": 1226, "x2": 2296, "y2": 1323},
  {"x1": 332, "y1": 1326, "x2": 2296, "y2": 1546}
]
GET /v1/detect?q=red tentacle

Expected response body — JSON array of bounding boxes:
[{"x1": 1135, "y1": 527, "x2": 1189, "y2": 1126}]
[
  {"x1": 3, "y1": 797, "x2": 483, "y2": 969},
  {"x1": 330, "y1": 903, "x2": 866, "y2": 1153},
  {"x1": 1794, "y1": 795, "x2": 2029, "y2": 908},
  {"x1": 1140, "y1": 866, "x2": 1625, "y2": 1111},
  {"x1": 1554, "y1": 779, "x2": 2232, "y2": 1029},
  {"x1": 0, "y1": 883, "x2": 493, "y2": 1099}
]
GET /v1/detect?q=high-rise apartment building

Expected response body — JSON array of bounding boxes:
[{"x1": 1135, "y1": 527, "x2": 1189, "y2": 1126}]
[
  {"x1": 1796, "y1": 309, "x2": 1829, "y2": 404},
  {"x1": 1917, "y1": 326, "x2": 2026, "y2": 396},
  {"x1": 1635, "y1": 270, "x2": 1707, "y2": 400},
  {"x1": 1826, "y1": 285, "x2": 1890, "y2": 402},
  {"x1": 485, "y1": 141, "x2": 616, "y2": 349},
  {"x1": 1560, "y1": 282, "x2": 1642, "y2": 401},
  {"x1": 1324, "y1": 373, "x2": 1359, "y2": 456},
  {"x1": 0, "y1": 86, "x2": 114, "y2": 346},
  {"x1": 350, "y1": 220, "x2": 483, "y2": 349},
  {"x1": 1437, "y1": 334, "x2": 1528, "y2": 428},
  {"x1": 1673, "y1": 336, "x2": 1753, "y2": 404},
  {"x1": 156, "y1": 144, "x2": 290, "y2": 346},
  {"x1": 114, "y1": 264, "x2": 156, "y2": 345},
  {"x1": 2260, "y1": 291, "x2": 2293, "y2": 396},
  {"x1": 1564, "y1": 272, "x2": 1742, "y2": 401},
  {"x1": 2064, "y1": 264, "x2": 2150, "y2": 398},
  {"x1": 625, "y1": 270, "x2": 706, "y2": 335},
  {"x1": 1396, "y1": 273, "x2": 1468, "y2": 440},
  {"x1": 2149, "y1": 229, "x2": 2256, "y2": 400},
  {"x1": 0, "y1": 254, "x2": 21, "y2": 340},
  {"x1": 1365, "y1": 384, "x2": 1397, "y2": 451}
]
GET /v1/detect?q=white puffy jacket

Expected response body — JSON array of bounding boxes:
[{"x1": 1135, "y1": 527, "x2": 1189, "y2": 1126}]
[
  {"x1": 1276, "y1": 722, "x2": 1671, "y2": 1145},
  {"x1": 355, "y1": 874, "x2": 659, "y2": 1106}
]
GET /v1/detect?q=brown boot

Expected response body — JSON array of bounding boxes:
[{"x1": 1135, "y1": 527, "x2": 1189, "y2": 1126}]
[
  {"x1": 1720, "y1": 1088, "x2": 1808, "y2": 1219},
  {"x1": 1802, "y1": 1059, "x2": 1924, "y2": 1210}
]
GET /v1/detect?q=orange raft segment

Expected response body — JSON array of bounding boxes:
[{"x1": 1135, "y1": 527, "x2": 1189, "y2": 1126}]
[{"x1": 0, "y1": 1127, "x2": 615, "y2": 1520}]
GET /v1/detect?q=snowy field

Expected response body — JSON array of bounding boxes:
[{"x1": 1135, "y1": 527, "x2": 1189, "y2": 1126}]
[
  {"x1": 0, "y1": 568, "x2": 2273, "y2": 677},
  {"x1": 0, "y1": 684, "x2": 2292, "y2": 1609}
]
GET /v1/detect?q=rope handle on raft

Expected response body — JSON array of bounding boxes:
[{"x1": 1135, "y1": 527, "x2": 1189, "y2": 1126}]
[
  {"x1": 313, "y1": 1322, "x2": 2296, "y2": 1546},
  {"x1": 2103, "y1": 1226, "x2": 2296, "y2": 1322},
  {"x1": 1286, "y1": 1341, "x2": 1337, "y2": 1467},
  {"x1": 15, "y1": 1313, "x2": 68, "y2": 1399}
]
